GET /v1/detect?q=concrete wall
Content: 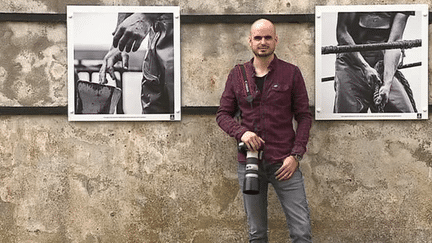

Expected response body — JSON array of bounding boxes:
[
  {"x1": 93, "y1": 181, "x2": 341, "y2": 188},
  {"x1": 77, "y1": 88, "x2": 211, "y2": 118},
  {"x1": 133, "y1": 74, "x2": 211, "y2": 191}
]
[{"x1": 0, "y1": 0, "x2": 432, "y2": 242}]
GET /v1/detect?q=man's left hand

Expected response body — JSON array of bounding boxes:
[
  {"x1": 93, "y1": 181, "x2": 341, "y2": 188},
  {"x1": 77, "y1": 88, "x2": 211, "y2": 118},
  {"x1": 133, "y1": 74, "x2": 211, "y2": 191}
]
[
  {"x1": 275, "y1": 156, "x2": 299, "y2": 181},
  {"x1": 376, "y1": 84, "x2": 391, "y2": 106},
  {"x1": 99, "y1": 48, "x2": 129, "y2": 84}
]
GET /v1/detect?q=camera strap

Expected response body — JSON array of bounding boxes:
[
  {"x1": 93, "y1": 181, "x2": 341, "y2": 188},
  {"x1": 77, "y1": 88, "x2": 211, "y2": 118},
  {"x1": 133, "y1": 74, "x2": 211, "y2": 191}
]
[{"x1": 239, "y1": 64, "x2": 254, "y2": 105}]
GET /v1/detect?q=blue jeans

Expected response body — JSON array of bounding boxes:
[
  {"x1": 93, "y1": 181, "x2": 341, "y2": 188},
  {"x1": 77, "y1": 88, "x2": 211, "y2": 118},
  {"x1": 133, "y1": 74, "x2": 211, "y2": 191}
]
[{"x1": 238, "y1": 161, "x2": 312, "y2": 243}]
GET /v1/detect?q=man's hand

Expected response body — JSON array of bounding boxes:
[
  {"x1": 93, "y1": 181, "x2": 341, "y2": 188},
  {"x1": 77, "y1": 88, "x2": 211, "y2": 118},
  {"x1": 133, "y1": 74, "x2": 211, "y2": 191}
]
[
  {"x1": 363, "y1": 65, "x2": 381, "y2": 87},
  {"x1": 241, "y1": 131, "x2": 264, "y2": 152},
  {"x1": 99, "y1": 48, "x2": 129, "y2": 84},
  {"x1": 376, "y1": 84, "x2": 391, "y2": 106},
  {"x1": 113, "y1": 13, "x2": 153, "y2": 53},
  {"x1": 275, "y1": 156, "x2": 299, "y2": 181}
]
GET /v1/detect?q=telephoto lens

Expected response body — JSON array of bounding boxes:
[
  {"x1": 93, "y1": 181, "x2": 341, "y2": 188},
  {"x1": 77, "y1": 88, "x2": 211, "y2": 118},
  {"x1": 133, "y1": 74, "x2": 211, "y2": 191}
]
[{"x1": 238, "y1": 142, "x2": 261, "y2": 195}]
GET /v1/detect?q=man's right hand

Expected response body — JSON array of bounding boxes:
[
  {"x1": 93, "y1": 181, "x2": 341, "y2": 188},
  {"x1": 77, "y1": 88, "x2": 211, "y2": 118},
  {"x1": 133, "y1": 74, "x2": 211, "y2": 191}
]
[
  {"x1": 363, "y1": 65, "x2": 381, "y2": 87},
  {"x1": 99, "y1": 48, "x2": 129, "y2": 84},
  {"x1": 113, "y1": 13, "x2": 153, "y2": 53},
  {"x1": 241, "y1": 131, "x2": 265, "y2": 152}
]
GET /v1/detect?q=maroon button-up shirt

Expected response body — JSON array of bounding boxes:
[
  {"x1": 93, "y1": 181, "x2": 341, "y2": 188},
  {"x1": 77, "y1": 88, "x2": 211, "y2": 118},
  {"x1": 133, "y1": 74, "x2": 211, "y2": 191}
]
[{"x1": 216, "y1": 56, "x2": 312, "y2": 164}]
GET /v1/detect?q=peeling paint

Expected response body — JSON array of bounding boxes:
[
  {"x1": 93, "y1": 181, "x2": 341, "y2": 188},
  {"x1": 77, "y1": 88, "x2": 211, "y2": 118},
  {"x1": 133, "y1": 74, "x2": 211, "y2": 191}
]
[{"x1": 413, "y1": 140, "x2": 432, "y2": 167}]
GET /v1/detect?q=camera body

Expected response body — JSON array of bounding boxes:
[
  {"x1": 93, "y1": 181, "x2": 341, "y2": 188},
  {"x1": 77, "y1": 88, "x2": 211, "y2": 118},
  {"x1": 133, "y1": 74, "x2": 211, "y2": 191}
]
[{"x1": 238, "y1": 142, "x2": 263, "y2": 195}]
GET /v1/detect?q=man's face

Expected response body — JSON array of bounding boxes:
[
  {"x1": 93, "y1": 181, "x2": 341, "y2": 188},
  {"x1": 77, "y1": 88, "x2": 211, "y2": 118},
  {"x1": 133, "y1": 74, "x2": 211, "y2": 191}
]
[{"x1": 249, "y1": 22, "x2": 278, "y2": 58}]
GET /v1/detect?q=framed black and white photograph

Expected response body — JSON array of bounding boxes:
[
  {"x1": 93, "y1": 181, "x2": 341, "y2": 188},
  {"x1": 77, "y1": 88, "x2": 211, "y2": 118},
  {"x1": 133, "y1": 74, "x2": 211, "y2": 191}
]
[
  {"x1": 315, "y1": 4, "x2": 428, "y2": 120},
  {"x1": 67, "y1": 6, "x2": 181, "y2": 121}
]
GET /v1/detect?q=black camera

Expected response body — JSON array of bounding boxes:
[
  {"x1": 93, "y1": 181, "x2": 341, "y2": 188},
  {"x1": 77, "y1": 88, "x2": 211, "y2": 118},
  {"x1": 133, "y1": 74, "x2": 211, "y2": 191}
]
[{"x1": 238, "y1": 142, "x2": 263, "y2": 195}]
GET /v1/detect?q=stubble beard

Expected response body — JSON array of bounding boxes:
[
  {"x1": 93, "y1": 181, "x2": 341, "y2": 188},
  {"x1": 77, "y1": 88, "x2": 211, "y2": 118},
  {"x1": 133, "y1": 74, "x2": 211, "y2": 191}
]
[{"x1": 253, "y1": 47, "x2": 275, "y2": 58}]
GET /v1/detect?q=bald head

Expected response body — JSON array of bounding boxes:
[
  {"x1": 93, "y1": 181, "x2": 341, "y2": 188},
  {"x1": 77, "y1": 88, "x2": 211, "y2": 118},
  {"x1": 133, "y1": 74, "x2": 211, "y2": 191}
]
[{"x1": 250, "y1": 19, "x2": 277, "y2": 37}]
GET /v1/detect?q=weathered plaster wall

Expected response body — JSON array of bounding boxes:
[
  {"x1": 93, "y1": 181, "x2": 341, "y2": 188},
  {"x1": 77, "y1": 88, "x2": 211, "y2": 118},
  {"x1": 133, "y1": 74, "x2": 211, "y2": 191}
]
[{"x1": 0, "y1": 0, "x2": 432, "y2": 242}]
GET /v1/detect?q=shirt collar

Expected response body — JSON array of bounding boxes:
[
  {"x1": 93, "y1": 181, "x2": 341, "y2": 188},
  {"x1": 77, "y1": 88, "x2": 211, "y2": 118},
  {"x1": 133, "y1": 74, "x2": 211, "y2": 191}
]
[{"x1": 248, "y1": 54, "x2": 278, "y2": 77}]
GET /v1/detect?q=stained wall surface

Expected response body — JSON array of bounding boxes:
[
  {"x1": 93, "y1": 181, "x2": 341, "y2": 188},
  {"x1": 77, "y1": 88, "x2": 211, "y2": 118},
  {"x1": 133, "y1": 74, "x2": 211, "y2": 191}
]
[{"x1": 0, "y1": 0, "x2": 432, "y2": 242}]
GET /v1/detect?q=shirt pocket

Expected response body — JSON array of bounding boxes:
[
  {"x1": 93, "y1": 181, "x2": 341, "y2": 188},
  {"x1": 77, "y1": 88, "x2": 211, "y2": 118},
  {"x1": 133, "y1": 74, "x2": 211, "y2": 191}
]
[{"x1": 267, "y1": 83, "x2": 291, "y2": 107}]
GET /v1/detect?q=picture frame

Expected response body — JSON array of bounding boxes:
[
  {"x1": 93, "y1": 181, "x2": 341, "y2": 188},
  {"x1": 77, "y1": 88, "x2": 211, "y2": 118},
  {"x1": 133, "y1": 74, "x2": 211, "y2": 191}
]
[
  {"x1": 315, "y1": 4, "x2": 428, "y2": 120},
  {"x1": 67, "y1": 5, "x2": 181, "y2": 121}
]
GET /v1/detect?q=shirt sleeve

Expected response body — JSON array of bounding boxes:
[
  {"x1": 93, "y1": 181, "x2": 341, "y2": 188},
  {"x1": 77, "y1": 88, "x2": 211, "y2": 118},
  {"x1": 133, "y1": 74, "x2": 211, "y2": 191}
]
[
  {"x1": 216, "y1": 68, "x2": 248, "y2": 141},
  {"x1": 290, "y1": 66, "x2": 313, "y2": 157}
]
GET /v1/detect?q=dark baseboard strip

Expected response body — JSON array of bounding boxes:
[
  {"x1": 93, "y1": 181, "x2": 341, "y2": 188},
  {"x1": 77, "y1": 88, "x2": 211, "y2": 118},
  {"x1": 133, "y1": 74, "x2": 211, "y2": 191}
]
[
  {"x1": 1, "y1": 106, "x2": 431, "y2": 117},
  {"x1": 0, "y1": 106, "x2": 220, "y2": 115},
  {"x1": 0, "y1": 13, "x2": 315, "y2": 24},
  {"x1": 182, "y1": 106, "x2": 219, "y2": 115},
  {"x1": 0, "y1": 106, "x2": 68, "y2": 115},
  {"x1": 1, "y1": 12, "x2": 432, "y2": 24},
  {"x1": 0, "y1": 13, "x2": 66, "y2": 22},
  {"x1": 181, "y1": 14, "x2": 315, "y2": 24}
]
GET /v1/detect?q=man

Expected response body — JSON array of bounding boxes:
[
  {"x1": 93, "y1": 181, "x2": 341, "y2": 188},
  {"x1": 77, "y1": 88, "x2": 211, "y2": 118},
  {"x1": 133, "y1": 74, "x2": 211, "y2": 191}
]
[
  {"x1": 216, "y1": 19, "x2": 312, "y2": 242},
  {"x1": 334, "y1": 11, "x2": 416, "y2": 113},
  {"x1": 99, "y1": 12, "x2": 174, "y2": 114}
]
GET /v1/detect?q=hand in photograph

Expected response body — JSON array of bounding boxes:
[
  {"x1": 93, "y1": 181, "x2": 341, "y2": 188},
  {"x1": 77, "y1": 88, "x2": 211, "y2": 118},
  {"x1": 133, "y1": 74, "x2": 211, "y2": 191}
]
[
  {"x1": 113, "y1": 13, "x2": 160, "y2": 52},
  {"x1": 99, "y1": 47, "x2": 129, "y2": 84}
]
